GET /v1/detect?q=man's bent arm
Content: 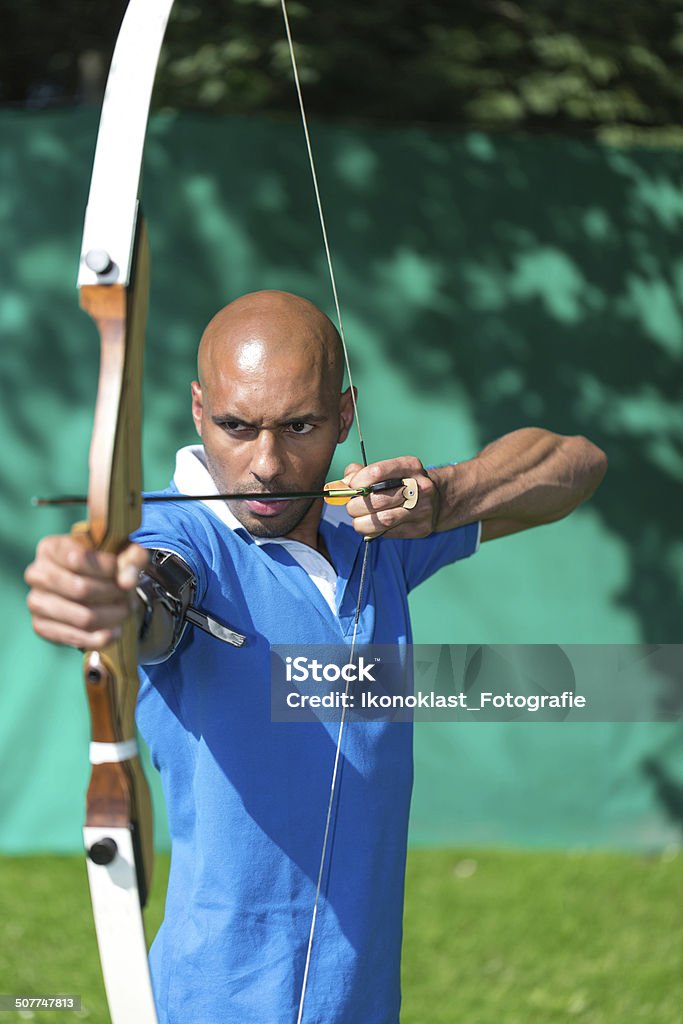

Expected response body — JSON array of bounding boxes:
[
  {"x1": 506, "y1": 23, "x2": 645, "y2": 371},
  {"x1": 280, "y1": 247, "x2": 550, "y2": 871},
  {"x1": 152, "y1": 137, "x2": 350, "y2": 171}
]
[{"x1": 430, "y1": 427, "x2": 607, "y2": 542}]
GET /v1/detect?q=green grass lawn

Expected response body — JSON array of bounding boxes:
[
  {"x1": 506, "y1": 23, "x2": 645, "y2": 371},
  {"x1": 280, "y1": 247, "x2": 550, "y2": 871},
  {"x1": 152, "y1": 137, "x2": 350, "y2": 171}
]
[
  {"x1": 0, "y1": 847, "x2": 681, "y2": 1022},
  {"x1": 402, "y1": 848, "x2": 683, "y2": 1024}
]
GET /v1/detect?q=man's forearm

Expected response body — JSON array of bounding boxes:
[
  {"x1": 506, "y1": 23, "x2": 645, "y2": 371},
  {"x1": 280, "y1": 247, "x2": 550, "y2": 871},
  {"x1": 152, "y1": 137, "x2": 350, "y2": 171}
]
[{"x1": 430, "y1": 428, "x2": 607, "y2": 542}]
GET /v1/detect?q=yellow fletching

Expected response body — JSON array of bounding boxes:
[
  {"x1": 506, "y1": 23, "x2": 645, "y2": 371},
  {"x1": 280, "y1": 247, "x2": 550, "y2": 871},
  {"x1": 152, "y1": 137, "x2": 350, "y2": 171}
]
[{"x1": 323, "y1": 479, "x2": 354, "y2": 506}]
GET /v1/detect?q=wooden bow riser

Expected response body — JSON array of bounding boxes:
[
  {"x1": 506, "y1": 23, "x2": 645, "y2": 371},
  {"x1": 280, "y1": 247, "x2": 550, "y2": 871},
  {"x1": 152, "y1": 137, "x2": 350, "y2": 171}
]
[{"x1": 75, "y1": 217, "x2": 154, "y2": 905}]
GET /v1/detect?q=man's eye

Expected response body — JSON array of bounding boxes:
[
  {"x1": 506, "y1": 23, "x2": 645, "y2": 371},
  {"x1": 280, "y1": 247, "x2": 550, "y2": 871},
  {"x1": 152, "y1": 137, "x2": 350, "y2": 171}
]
[
  {"x1": 288, "y1": 422, "x2": 314, "y2": 435},
  {"x1": 223, "y1": 421, "x2": 252, "y2": 435}
]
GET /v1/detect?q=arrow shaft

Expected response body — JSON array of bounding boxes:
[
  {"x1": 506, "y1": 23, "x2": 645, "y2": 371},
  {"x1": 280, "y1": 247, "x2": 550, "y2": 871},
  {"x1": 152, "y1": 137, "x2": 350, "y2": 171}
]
[{"x1": 34, "y1": 478, "x2": 407, "y2": 507}]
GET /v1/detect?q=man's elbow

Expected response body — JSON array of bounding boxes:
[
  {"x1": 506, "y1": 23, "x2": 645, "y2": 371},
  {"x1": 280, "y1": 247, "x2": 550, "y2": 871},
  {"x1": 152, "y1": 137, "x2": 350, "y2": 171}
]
[
  {"x1": 543, "y1": 435, "x2": 606, "y2": 526},
  {"x1": 572, "y1": 434, "x2": 608, "y2": 497},
  {"x1": 540, "y1": 434, "x2": 607, "y2": 527}
]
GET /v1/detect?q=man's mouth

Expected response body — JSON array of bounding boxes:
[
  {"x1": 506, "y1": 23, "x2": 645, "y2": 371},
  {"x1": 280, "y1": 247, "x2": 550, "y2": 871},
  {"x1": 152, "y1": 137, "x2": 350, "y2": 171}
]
[{"x1": 242, "y1": 497, "x2": 295, "y2": 517}]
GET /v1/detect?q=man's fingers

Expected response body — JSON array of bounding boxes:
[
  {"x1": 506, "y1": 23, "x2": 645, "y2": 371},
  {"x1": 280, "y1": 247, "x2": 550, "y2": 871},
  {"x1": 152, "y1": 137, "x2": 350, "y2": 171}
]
[
  {"x1": 345, "y1": 489, "x2": 405, "y2": 517},
  {"x1": 30, "y1": 613, "x2": 123, "y2": 651},
  {"x1": 27, "y1": 588, "x2": 130, "y2": 634},
  {"x1": 346, "y1": 473, "x2": 429, "y2": 517},
  {"x1": 343, "y1": 456, "x2": 424, "y2": 491},
  {"x1": 28, "y1": 581, "x2": 138, "y2": 649},
  {"x1": 352, "y1": 510, "x2": 432, "y2": 540},
  {"x1": 35, "y1": 534, "x2": 119, "y2": 579},
  {"x1": 348, "y1": 506, "x2": 405, "y2": 538},
  {"x1": 25, "y1": 533, "x2": 147, "y2": 651},
  {"x1": 348, "y1": 486, "x2": 436, "y2": 540},
  {"x1": 26, "y1": 537, "x2": 148, "y2": 596},
  {"x1": 342, "y1": 462, "x2": 363, "y2": 483},
  {"x1": 25, "y1": 554, "x2": 128, "y2": 607},
  {"x1": 116, "y1": 543, "x2": 149, "y2": 589}
]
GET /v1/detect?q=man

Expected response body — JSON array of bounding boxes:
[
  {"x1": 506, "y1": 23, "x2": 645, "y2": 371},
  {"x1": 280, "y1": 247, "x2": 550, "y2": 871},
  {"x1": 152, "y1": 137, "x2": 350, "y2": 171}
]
[{"x1": 25, "y1": 289, "x2": 607, "y2": 1023}]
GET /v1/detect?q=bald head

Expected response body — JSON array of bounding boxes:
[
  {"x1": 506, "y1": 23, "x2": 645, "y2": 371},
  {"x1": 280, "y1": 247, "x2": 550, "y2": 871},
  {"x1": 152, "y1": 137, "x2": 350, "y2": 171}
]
[{"x1": 197, "y1": 290, "x2": 344, "y2": 396}]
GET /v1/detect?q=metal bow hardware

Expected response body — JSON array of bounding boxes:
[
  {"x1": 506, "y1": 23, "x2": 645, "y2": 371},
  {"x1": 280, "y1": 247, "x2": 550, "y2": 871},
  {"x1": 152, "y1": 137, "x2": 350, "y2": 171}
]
[{"x1": 75, "y1": 2, "x2": 175, "y2": 1021}]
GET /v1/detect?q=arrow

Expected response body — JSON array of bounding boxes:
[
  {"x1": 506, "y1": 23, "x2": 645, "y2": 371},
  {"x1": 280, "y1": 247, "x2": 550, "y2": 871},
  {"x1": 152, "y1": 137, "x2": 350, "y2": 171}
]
[{"x1": 33, "y1": 477, "x2": 419, "y2": 508}]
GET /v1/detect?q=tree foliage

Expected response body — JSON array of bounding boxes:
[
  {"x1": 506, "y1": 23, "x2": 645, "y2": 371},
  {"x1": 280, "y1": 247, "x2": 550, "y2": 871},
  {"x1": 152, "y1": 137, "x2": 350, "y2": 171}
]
[{"x1": 3, "y1": 0, "x2": 683, "y2": 142}]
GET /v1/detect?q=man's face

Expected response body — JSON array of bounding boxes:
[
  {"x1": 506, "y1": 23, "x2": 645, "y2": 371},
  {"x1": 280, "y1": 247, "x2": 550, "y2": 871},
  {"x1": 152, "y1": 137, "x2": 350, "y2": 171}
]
[{"x1": 191, "y1": 332, "x2": 353, "y2": 540}]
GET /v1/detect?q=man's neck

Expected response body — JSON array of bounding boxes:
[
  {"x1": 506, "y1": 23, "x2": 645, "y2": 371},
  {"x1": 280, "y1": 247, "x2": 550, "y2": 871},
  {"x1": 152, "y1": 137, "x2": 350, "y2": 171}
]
[{"x1": 281, "y1": 511, "x2": 330, "y2": 562}]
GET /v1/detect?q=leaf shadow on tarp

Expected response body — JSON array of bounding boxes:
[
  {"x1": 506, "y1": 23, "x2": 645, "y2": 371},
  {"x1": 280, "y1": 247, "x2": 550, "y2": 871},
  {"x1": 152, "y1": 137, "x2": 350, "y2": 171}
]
[
  {"x1": 2, "y1": 110, "x2": 682, "y2": 851},
  {"x1": 2, "y1": 110, "x2": 682, "y2": 644},
  {"x1": 143, "y1": 114, "x2": 682, "y2": 643}
]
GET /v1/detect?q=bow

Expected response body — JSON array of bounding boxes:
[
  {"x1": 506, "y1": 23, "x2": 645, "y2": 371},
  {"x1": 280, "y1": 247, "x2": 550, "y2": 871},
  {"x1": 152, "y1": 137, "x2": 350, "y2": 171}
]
[
  {"x1": 75, "y1": 2, "x2": 175, "y2": 1021},
  {"x1": 73, "y1": 3, "x2": 402, "y2": 1022}
]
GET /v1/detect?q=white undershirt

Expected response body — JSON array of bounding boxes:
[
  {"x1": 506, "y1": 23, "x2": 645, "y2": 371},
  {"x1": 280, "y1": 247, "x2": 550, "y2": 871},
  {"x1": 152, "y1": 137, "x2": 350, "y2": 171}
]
[{"x1": 172, "y1": 445, "x2": 340, "y2": 614}]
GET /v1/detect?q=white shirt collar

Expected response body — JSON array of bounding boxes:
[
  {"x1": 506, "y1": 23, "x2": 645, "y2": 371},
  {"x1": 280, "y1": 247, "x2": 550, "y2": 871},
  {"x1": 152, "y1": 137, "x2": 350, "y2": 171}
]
[{"x1": 173, "y1": 444, "x2": 247, "y2": 534}]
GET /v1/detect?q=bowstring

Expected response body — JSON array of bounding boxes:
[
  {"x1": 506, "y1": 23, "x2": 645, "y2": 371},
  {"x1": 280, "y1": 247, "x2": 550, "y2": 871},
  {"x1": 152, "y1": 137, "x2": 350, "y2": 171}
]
[
  {"x1": 279, "y1": 2, "x2": 371, "y2": 1021},
  {"x1": 279, "y1": 0, "x2": 366, "y2": 471}
]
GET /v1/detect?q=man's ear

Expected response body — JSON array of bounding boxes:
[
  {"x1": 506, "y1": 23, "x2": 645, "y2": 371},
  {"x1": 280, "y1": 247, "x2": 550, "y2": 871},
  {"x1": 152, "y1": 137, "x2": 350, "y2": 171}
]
[
  {"x1": 337, "y1": 385, "x2": 357, "y2": 444},
  {"x1": 190, "y1": 381, "x2": 204, "y2": 438}
]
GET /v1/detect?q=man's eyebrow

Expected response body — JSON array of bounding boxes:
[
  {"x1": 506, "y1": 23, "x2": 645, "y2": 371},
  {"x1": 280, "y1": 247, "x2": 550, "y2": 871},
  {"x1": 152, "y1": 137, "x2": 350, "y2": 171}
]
[{"x1": 211, "y1": 412, "x2": 328, "y2": 426}]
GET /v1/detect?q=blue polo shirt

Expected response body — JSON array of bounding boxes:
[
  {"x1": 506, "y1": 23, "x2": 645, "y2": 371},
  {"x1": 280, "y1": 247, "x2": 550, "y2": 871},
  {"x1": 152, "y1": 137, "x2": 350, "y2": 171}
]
[{"x1": 134, "y1": 484, "x2": 479, "y2": 1024}]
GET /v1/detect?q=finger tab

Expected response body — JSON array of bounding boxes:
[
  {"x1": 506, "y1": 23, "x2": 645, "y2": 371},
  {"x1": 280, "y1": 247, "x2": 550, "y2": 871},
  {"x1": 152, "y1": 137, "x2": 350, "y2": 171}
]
[{"x1": 401, "y1": 478, "x2": 419, "y2": 510}]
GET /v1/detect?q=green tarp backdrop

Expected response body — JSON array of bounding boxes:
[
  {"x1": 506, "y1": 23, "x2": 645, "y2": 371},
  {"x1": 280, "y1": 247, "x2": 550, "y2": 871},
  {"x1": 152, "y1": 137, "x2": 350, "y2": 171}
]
[{"x1": 1, "y1": 110, "x2": 681, "y2": 853}]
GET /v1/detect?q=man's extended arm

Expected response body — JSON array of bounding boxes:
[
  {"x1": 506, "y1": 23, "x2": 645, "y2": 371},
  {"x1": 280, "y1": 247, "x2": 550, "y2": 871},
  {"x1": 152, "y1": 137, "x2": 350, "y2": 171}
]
[
  {"x1": 343, "y1": 428, "x2": 607, "y2": 542},
  {"x1": 430, "y1": 427, "x2": 608, "y2": 542}
]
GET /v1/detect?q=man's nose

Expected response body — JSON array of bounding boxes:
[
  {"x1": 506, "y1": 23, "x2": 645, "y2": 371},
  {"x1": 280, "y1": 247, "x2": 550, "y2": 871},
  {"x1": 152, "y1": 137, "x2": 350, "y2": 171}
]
[{"x1": 250, "y1": 430, "x2": 286, "y2": 481}]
